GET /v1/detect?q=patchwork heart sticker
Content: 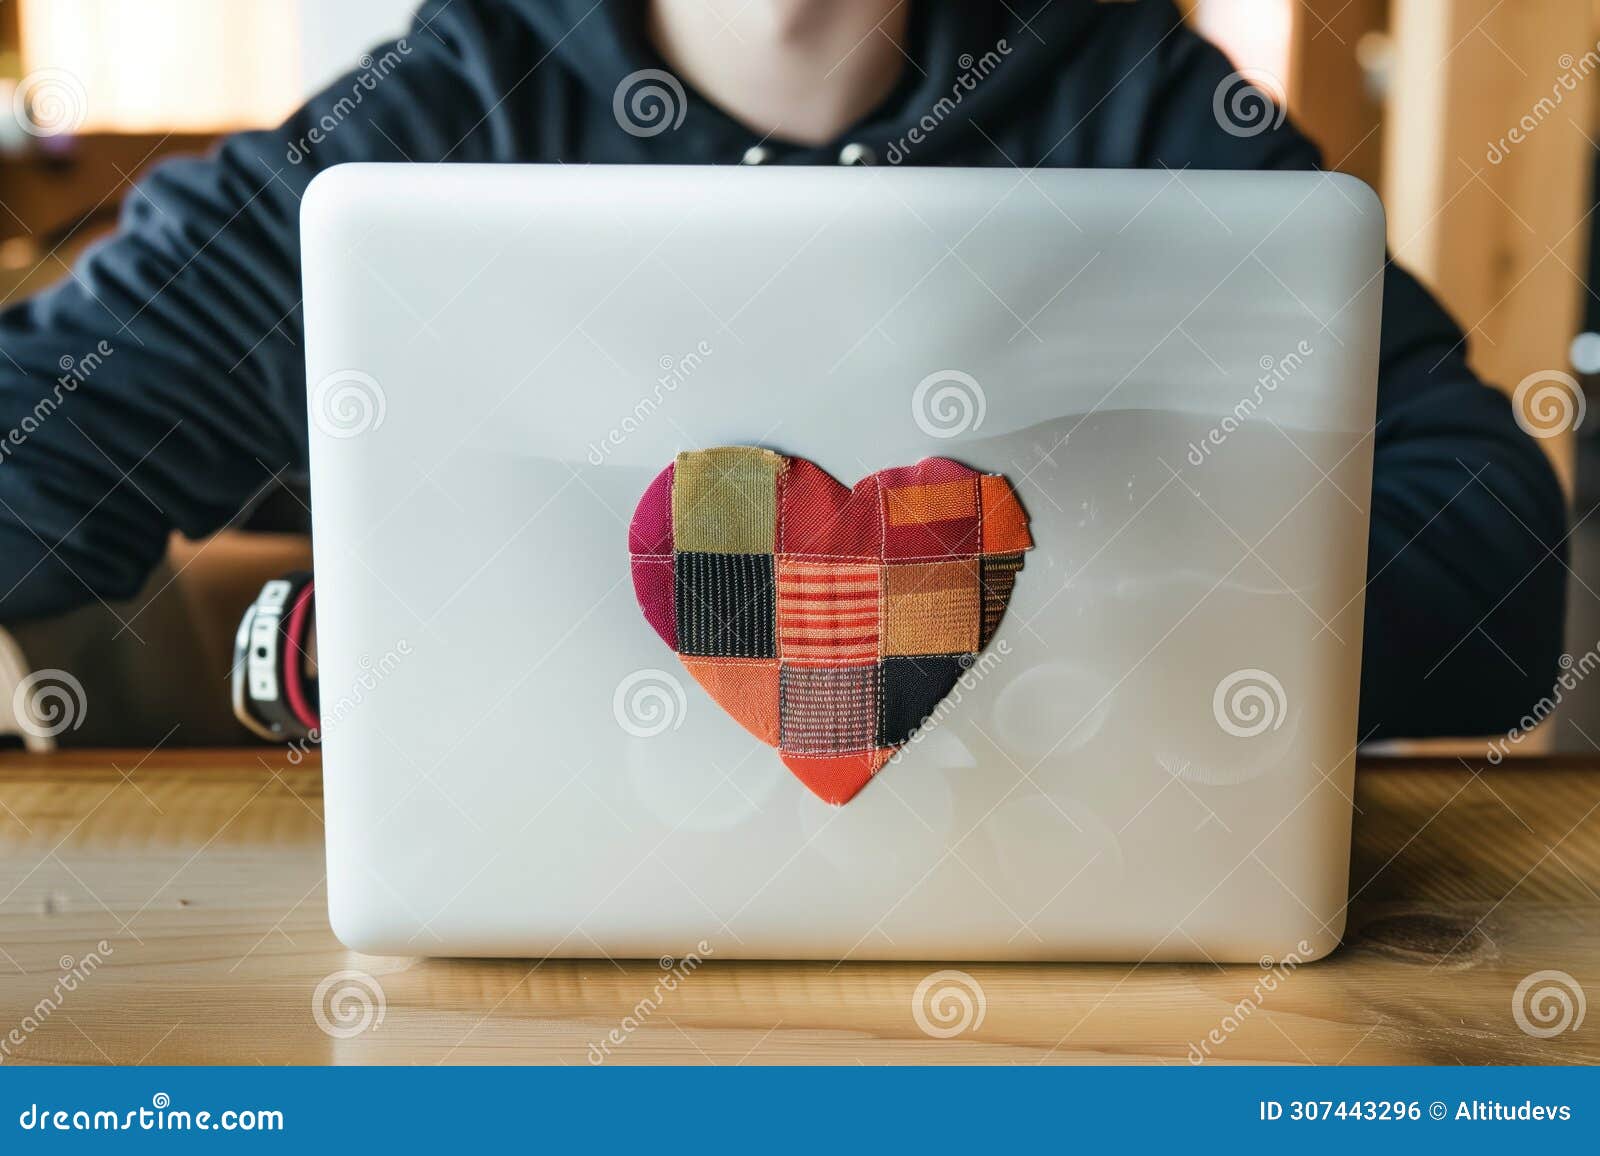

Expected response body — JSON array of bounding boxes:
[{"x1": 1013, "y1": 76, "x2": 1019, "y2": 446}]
[{"x1": 628, "y1": 447, "x2": 1032, "y2": 805}]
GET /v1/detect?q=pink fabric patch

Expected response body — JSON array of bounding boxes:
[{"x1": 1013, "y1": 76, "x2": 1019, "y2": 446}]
[
  {"x1": 629, "y1": 463, "x2": 677, "y2": 650},
  {"x1": 629, "y1": 463, "x2": 675, "y2": 555}
]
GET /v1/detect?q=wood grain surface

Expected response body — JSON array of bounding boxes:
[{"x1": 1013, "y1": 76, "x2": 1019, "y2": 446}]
[{"x1": 0, "y1": 750, "x2": 1595, "y2": 1065}]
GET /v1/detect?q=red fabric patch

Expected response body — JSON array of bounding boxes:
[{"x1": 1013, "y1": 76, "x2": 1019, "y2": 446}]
[
  {"x1": 780, "y1": 749, "x2": 895, "y2": 807},
  {"x1": 777, "y1": 458, "x2": 883, "y2": 558}
]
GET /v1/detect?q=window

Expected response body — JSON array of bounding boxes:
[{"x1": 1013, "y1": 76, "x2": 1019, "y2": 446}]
[{"x1": 17, "y1": 0, "x2": 301, "y2": 133}]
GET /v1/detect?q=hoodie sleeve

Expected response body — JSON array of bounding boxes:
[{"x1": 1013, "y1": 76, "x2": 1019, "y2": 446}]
[
  {"x1": 0, "y1": 0, "x2": 527, "y2": 622},
  {"x1": 1134, "y1": 13, "x2": 1568, "y2": 739}
]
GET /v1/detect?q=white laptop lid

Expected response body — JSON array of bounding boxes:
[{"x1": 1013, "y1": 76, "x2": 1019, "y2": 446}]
[{"x1": 301, "y1": 164, "x2": 1383, "y2": 961}]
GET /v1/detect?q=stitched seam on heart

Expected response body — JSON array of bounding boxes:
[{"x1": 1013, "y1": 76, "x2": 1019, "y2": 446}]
[
  {"x1": 775, "y1": 455, "x2": 789, "y2": 556},
  {"x1": 875, "y1": 472, "x2": 887, "y2": 751},
  {"x1": 767, "y1": 551, "x2": 966, "y2": 561},
  {"x1": 774, "y1": 460, "x2": 787, "y2": 662}
]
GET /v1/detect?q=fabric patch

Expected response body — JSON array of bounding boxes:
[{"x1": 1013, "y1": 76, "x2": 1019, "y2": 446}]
[
  {"x1": 777, "y1": 559, "x2": 881, "y2": 663},
  {"x1": 672, "y1": 446, "x2": 781, "y2": 554},
  {"x1": 675, "y1": 551, "x2": 776, "y2": 658},
  {"x1": 884, "y1": 477, "x2": 979, "y2": 526},
  {"x1": 979, "y1": 552, "x2": 1025, "y2": 647},
  {"x1": 879, "y1": 459, "x2": 981, "y2": 558},
  {"x1": 781, "y1": 749, "x2": 895, "y2": 804},
  {"x1": 778, "y1": 458, "x2": 882, "y2": 558},
  {"x1": 630, "y1": 449, "x2": 1032, "y2": 805},
  {"x1": 882, "y1": 558, "x2": 980, "y2": 656},
  {"x1": 631, "y1": 555, "x2": 678, "y2": 652},
  {"x1": 681, "y1": 657, "x2": 780, "y2": 745},
  {"x1": 629, "y1": 462, "x2": 675, "y2": 556},
  {"x1": 628, "y1": 463, "x2": 679, "y2": 649},
  {"x1": 779, "y1": 663, "x2": 880, "y2": 755},
  {"x1": 979, "y1": 474, "x2": 1032, "y2": 554},
  {"x1": 878, "y1": 655, "x2": 975, "y2": 747}
]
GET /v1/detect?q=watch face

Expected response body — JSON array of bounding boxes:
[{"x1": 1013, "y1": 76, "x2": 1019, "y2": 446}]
[
  {"x1": 234, "y1": 577, "x2": 314, "y2": 741},
  {"x1": 248, "y1": 607, "x2": 282, "y2": 703}
]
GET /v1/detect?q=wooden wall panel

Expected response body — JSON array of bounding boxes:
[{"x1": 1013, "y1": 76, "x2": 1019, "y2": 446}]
[
  {"x1": 1384, "y1": 0, "x2": 1599, "y2": 489},
  {"x1": 1289, "y1": 0, "x2": 1388, "y2": 185}
]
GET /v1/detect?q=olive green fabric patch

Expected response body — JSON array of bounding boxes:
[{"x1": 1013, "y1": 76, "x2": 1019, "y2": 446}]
[{"x1": 671, "y1": 446, "x2": 782, "y2": 553}]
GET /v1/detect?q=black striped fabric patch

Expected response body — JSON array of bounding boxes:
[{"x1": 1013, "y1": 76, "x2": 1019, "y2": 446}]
[{"x1": 674, "y1": 551, "x2": 776, "y2": 658}]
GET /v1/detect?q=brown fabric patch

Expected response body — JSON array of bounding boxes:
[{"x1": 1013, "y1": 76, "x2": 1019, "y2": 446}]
[{"x1": 882, "y1": 558, "x2": 980, "y2": 656}]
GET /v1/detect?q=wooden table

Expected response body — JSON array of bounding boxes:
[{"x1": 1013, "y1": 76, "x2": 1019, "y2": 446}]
[{"x1": 0, "y1": 750, "x2": 1595, "y2": 1065}]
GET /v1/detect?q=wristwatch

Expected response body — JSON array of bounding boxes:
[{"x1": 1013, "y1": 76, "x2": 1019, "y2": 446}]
[{"x1": 232, "y1": 571, "x2": 319, "y2": 742}]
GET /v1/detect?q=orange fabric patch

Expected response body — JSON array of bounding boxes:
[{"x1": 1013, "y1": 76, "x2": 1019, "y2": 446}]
[
  {"x1": 780, "y1": 748, "x2": 894, "y2": 805},
  {"x1": 884, "y1": 477, "x2": 979, "y2": 527},
  {"x1": 979, "y1": 474, "x2": 1033, "y2": 554},
  {"x1": 883, "y1": 559, "x2": 980, "y2": 655},
  {"x1": 680, "y1": 657, "x2": 780, "y2": 745}
]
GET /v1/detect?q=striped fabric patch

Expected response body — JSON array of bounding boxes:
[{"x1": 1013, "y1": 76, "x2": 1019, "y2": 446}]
[
  {"x1": 778, "y1": 663, "x2": 880, "y2": 755},
  {"x1": 979, "y1": 553, "x2": 1025, "y2": 647},
  {"x1": 777, "y1": 561, "x2": 880, "y2": 663},
  {"x1": 883, "y1": 558, "x2": 980, "y2": 656},
  {"x1": 674, "y1": 552, "x2": 776, "y2": 658}
]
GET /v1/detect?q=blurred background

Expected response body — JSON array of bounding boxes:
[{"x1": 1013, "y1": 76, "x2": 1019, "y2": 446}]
[{"x1": 0, "y1": 0, "x2": 1597, "y2": 752}]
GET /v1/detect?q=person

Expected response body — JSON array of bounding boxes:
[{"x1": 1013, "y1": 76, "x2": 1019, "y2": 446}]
[{"x1": 0, "y1": 0, "x2": 1568, "y2": 740}]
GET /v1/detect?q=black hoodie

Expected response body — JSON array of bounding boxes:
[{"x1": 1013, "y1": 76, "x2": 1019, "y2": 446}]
[{"x1": 0, "y1": 0, "x2": 1568, "y2": 739}]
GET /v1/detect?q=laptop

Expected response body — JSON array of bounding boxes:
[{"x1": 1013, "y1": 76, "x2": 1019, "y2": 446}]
[{"x1": 301, "y1": 164, "x2": 1383, "y2": 961}]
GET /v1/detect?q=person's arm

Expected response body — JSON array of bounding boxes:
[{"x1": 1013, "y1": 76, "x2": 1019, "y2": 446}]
[
  {"x1": 0, "y1": 0, "x2": 529, "y2": 622},
  {"x1": 1355, "y1": 268, "x2": 1567, "y2": 738},
  {"x1": 1134, "y1": 9, "x2": 1567, "y2": 738}
]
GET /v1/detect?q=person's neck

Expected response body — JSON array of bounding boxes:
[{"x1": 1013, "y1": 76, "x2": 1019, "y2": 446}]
[{"x1": 647, "y1": 0, "x2": 910, "y2": 147}]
